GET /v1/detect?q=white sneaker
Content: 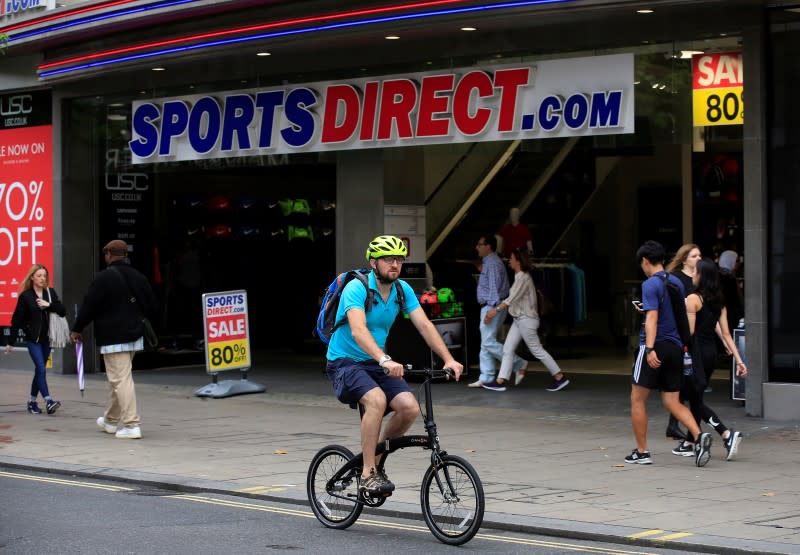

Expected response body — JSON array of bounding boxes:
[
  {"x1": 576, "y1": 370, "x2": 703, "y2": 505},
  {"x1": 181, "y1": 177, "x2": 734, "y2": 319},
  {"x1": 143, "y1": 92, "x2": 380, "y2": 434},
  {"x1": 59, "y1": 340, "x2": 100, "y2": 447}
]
[
  {"x1": 115, "y1": 426, "x2": 142, "y2": 439},
  {"x1": 467, "y1": 379, "x2": 484, "y2": 388},
  {"x1": 96, "y1": 416, "x2": 117, "y2": 434}
]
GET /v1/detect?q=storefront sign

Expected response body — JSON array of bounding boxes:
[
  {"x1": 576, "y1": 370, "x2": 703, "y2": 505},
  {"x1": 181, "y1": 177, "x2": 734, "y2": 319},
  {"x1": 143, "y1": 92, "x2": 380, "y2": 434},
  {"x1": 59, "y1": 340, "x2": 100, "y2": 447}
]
[
  {"x1": 692, "y1": 51, "x2": 743, "y2": 127},
  {"x1": 1, "y1": 0, "x2": 54, "y2": 22},
  {"x1": 0, "y1": 90, "x2": 52, "y2": 330},
  {"x1": 202, "y1": 290, "x2": 251, "y2": 373},
  {"x1": 131, "y1": 54, "x2": 634, "y2": 163}
]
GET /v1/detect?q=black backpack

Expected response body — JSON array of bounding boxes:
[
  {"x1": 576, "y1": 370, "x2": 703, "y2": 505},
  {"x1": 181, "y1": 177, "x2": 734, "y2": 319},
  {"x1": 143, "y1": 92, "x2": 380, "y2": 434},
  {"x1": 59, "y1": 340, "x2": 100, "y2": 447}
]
[{"x1": 658, "y1": 273, "x2": 692, "y2": 348}]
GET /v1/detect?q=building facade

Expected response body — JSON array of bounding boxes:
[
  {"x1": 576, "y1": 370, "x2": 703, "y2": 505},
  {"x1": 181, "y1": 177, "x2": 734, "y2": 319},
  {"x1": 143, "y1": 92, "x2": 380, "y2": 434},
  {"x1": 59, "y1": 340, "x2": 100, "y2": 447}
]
[{"x1": 1, "y1": 0, "x2": 799, "y2": 419}]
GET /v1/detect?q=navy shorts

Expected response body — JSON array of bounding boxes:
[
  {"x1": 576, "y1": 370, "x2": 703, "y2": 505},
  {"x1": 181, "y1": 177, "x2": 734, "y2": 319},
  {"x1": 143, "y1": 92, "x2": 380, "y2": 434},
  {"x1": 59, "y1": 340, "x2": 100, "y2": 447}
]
[
  {"x1": 326, "y1": 357, "x2": 411, "y2": 408},
  {"x1": 631, "y1": 341, "x2": 682, "y2": 392}
]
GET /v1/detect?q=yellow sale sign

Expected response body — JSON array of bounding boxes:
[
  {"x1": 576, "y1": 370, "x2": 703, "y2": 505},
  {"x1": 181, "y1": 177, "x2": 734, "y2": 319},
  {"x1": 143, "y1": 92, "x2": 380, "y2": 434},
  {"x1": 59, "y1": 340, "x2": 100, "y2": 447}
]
[{"x1": 692, "y1": 52, "x2": 743, "y2": 126}]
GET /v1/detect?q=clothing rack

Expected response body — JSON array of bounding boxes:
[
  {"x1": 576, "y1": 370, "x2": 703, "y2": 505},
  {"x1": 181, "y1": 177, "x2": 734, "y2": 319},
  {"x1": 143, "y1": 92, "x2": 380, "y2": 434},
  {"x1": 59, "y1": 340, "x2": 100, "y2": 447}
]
[{"x1": 527, "y1": 261, "x2": 587, "y2": 358}]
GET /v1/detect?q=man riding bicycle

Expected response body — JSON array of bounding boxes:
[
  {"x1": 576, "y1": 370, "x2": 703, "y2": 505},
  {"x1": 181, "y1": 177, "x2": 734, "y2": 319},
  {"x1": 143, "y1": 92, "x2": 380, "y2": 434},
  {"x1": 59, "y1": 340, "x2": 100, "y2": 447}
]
[{"x1": 325, "y1": 235, "x2": 464, "y2": 496}]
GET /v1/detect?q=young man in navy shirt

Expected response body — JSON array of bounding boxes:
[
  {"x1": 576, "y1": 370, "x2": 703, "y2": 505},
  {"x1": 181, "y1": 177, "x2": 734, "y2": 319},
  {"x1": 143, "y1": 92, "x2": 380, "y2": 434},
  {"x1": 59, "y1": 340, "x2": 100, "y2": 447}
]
[{"x1": 627, "y1": 240, "x2": 712, "y2": 467}]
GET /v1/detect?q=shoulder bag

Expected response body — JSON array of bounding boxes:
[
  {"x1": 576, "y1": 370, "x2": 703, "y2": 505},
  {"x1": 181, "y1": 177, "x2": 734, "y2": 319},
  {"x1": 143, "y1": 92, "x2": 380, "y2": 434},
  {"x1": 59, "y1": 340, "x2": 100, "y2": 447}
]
[
  {"x1": 46, "y1": 289, "x2": 72, "y2": 348},
  {"x1": 112, "y1": 266, "x2": 158, "y2": 350}
]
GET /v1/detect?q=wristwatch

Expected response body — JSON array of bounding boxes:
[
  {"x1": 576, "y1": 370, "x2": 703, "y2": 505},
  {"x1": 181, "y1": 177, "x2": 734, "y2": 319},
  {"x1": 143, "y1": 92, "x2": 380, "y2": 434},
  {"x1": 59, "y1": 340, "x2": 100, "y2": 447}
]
[
  {"x1": 378, "y1": 354, "x2": 392, "y2": 367},
  {"x1": 644, "y1": 346, "x2": 655, "y2": 355}
]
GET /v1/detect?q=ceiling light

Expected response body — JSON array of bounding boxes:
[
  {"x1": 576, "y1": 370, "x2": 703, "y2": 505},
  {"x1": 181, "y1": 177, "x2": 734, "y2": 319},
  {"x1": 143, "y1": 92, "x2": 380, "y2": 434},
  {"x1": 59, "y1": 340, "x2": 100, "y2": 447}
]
[
  {"x1": 107, "y1": 114, "x2": 127, "y2": 121},
  {"x1": 256, "y1": 52, "x2": 271, "y2": 56},
  {"x1": 637, "y1": 9, "x2": 654, "y2": 14},
  {"x1": 680, "y1": 50, "x2": 704, "y2": 59},
  {"x1": 659, "y1": 84, "x2": 667, "y2": 90},
  {"x1": 652, "y1": 83, "x2": 659, "y2": 89},
  {"x1": 461, "y1": 27, "x2": 476, "y2": 31},
  {"x1": 385, "y1": 35, "x2": 400, "y2": 40},
  {"x1": 152, "y1": 67, "x2": 165, "y2": 71}
]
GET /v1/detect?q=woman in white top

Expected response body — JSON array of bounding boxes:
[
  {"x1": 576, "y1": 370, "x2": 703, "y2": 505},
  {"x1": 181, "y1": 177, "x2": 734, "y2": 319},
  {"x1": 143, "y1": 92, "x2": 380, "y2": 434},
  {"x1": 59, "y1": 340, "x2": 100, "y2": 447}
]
[{"x1": 483, "y1": 249, "x2": 569, "y2": 392}]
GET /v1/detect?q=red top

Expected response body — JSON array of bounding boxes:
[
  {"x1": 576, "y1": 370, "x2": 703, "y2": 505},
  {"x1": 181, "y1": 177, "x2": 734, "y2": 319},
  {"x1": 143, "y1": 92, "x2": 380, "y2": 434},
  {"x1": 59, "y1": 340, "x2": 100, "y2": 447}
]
[{"x1": 498, "y1": 223, "x2": 532, "y2": 257}]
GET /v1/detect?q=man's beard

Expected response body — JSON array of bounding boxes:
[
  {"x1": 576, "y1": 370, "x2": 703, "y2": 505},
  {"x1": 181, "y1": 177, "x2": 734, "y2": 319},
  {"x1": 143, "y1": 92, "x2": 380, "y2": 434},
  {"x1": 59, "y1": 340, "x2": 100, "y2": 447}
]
[{"x1": 375, "y1": 267, "x2": 398, "y2": 284}]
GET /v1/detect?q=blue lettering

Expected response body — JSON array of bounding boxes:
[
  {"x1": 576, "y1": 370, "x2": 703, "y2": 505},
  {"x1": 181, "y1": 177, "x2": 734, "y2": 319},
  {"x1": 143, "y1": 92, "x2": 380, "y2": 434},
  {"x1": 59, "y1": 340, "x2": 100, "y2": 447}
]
[
  {"x1": 590, "y1": 90, "x2": 622, "y2": 128},
  {"x1": 159, "y1": 101, "x2": 189, "y2": 156},
  {"x1": 255, "y1": 91, "x2": 285, "y2": 149},
  {"x1": 188, "y1": 97, "x2": 221, "y2": 154},
  {"x1": 563, "y1": 94, "x2": 589, "y2": 129},
  {"x1": 281, "y1": 88, "x2": 316, "y2": 148},
  {"x1": 221, "y1": 94, "x2": 255, "y2": 152},
  {"x1": 129, "y1": 103, "x2": 160, "y2": 159},
  {"x1": 538, "y1": 96, "x2": 561, "y2": 131}
]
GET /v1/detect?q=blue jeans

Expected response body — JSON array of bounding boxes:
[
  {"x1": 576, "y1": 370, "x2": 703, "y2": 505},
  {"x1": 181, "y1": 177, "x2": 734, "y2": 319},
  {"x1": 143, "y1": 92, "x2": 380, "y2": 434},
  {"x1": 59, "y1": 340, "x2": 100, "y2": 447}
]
[
  {"x1": 478, "y1": 306, "x2": 524, "y2": 382},
  {"x1": 27, "y1": 340, "x2": 52, "y2": 399}
]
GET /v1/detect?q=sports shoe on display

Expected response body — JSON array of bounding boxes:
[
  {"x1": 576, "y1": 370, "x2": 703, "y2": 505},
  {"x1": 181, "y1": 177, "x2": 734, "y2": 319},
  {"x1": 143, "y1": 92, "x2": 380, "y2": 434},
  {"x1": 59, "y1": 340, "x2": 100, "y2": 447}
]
[
  {"x1": 96, "y1": 416, "x2": 118, "y2": 434},
  {"x1": 694, "y1": 432, "x2": 713, "y2": 467},
  {"x1": 45, "y1": 399, "x2": 61, "y2": 414},
  {"x1": 545, "y1": 377, "x2": 570, "y2": 392},
  {"x1": 27, "y1": 401, "x2": 41, "y2": 414},
  {"x1": 481, "y1": 380, "x2": 507, "y2": 392},
  {"x1": 115, "y1": 426, "x2": 142, "y2": 439},
  {"x1": 624, "y1": 449, "x2": 652, "y2": 464},
  {"x1": 724, "y1": 430, "x2": 742, "y2": 461},
  {"x1": 671, "y1": 441, "x2": 694, "y2": 457},
  {"x1": 467, "y1": 380, "x2": 484, "y2": 388},
  {"x1": 359, "y1": 469, "x2": 395, "y2": 496}
]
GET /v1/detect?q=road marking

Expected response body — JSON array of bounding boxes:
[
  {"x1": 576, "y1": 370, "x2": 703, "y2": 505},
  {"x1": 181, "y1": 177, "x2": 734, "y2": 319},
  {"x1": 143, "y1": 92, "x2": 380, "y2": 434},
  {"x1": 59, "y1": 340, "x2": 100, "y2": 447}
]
[
  {"x1": 653, "y1": 532, "x2": 694, "y2": 540},
  {"x1": 627, "y1": 530, "x2": 665, "y2": 538},
  {"x1": 168, "y1": 494, "x2": 661, "y2": 554},
  {"x1": 0, "y1": 470, "x2": 133, "y2": 492},
  {"x1": 232, "y1": 485, "x2": 288, "y2": 494}
]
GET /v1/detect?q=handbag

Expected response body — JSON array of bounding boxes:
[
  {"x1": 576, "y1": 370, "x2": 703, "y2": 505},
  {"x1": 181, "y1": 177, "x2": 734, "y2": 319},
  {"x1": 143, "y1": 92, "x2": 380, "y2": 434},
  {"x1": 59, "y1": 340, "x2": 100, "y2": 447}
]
[
  {"x1": 112, "y1": 266, "x2": 158, "y2": 350},
  {"x1": 46, "y1": 289, "x2": 71, "y2": 348}
]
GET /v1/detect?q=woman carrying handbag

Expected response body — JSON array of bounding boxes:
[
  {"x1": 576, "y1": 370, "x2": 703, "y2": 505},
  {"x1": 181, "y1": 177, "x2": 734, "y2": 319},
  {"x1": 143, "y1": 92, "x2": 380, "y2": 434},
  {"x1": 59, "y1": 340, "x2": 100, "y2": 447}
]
[
  {"x1": 5, "y1": 264, "x2": 66, "y2": 414},
  {"x1": 482, "y1": 248, "x2": 570, "y2": 392}
]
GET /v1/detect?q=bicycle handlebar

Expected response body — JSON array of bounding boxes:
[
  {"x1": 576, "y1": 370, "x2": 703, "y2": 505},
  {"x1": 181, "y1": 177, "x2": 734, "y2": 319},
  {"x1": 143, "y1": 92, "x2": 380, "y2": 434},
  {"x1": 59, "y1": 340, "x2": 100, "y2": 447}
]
[{"x1": 399, "y1": 366, "x2": 454, "y2": 380}]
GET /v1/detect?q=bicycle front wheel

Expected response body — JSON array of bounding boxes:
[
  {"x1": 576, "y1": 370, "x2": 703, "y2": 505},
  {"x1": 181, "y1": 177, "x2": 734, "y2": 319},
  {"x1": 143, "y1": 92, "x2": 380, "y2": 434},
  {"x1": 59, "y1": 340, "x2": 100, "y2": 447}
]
[
  {"x1": 307, "y1": 445, "x2": 363, "y2": 529},
  {"x1": 420, "y1": 455, "x2": 484, "y2": 545}
]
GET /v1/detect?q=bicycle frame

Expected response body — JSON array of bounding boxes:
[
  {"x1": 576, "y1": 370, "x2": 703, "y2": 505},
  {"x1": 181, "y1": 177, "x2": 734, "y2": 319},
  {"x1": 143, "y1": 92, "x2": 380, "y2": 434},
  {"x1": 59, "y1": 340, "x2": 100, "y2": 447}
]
[{"x1": 324, "y1": 368, "x2": 449, "y2": 503}]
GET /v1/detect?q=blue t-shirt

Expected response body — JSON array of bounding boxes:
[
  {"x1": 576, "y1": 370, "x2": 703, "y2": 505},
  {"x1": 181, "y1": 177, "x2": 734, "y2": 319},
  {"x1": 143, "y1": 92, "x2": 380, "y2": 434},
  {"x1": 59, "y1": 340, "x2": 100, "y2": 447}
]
[
  {"x1": 326, "y1": 271, "x2": 421, "y2": 362},
  {"x1": 640, "y1": 271, "x2": 685, "y2": 348}
]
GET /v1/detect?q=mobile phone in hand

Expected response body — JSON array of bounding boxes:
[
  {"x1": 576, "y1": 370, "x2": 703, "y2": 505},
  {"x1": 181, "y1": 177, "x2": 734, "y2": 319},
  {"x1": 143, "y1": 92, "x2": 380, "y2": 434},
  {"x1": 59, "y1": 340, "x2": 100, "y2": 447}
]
[{"x1": 632, "y1": 300, "x2": 643, "y2": 310}]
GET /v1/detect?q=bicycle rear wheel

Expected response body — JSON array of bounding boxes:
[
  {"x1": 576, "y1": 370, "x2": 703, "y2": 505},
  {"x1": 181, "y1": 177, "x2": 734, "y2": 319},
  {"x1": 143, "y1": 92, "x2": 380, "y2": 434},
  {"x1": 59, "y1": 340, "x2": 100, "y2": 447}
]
[
  {"x1": 307, "y1": 445, "x2": 363, "y2": 529},
  {"x1": 420, "y1": 454, "x2": 484, "y2": 545}
]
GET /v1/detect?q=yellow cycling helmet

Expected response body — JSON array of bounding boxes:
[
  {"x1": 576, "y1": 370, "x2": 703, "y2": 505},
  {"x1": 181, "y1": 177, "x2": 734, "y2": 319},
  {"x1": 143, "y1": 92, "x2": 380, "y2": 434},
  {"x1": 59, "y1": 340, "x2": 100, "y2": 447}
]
[{"x1": 365, "y1": 235, "x2": 408, "y2": 261}]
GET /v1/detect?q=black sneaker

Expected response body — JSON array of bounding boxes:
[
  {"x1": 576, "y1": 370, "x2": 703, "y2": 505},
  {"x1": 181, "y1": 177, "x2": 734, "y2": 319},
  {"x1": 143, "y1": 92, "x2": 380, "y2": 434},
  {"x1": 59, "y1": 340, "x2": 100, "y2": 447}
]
[
  {"x1": 45, "y1": 399, "x2": 61, "y2": 414},
  {"x1": 624, "y1": 449, "x2": 652, "y2": 464},
  {"x1": 545, "y1": 377, "x2": 570, "y2": 392},
  {"x1": 360, "y1": 469, "x2": 395, "y2": 495},
  {"x1": 671, "y1": 441, "x2": 694, "y2": 457},
  {"x1": 481, "y1": 380, "x2": 507, "y2": 392},
  {"x1": 694, "y1": 432, "x2": 713, "y2": 467},
  {"x1": 724, "y1": 430, "x2": 742, "y2": 461},
  {"x1": 27, "y1": 401, "x2": 41, "y2": 414}
]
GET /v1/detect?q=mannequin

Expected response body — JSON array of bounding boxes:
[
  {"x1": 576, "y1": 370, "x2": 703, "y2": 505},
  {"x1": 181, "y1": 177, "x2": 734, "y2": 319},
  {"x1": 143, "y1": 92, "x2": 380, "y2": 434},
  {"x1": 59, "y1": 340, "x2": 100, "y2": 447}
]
[{"x1": 496, "y1": 207, "x2": 533, "y2": 258}]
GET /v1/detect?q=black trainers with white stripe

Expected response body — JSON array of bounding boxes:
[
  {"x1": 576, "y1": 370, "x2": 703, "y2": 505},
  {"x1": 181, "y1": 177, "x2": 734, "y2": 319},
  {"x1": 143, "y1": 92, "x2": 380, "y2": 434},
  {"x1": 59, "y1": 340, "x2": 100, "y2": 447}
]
[
  {"x1": 724, "y1": 430, "x2": 742, "y2": 461},
  {"x1": 624, "y1": 449, "x2": 652, "y2": 464},
  {"x1": 694, "y1": 432, "x2": 713, "y2": 467}
]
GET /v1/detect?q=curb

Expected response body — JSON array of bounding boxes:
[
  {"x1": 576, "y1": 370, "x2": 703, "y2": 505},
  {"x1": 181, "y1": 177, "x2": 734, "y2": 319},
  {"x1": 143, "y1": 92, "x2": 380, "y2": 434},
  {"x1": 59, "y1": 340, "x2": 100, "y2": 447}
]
[{"x1": 1, "y1": 456, "x2": 796, "y2": 555}]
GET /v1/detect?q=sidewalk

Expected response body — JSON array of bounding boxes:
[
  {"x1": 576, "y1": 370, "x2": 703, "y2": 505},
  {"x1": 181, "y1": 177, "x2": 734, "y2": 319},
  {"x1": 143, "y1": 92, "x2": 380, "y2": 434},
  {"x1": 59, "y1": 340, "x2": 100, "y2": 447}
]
[{"x1": 1, "y1": 353, "x2": 799, "y2": 554}]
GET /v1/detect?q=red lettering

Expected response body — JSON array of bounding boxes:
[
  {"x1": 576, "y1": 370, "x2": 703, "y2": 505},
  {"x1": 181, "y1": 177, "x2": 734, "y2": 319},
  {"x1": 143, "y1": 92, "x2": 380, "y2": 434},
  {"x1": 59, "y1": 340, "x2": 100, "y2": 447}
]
[
  {"x1": 377, "y1": 79, "x2": 416, "y2": 140},
  {"x1": 359, "y1": 81, "x2": 379, "y2": 141},
  {"x1": 494, "y1": 68, "x2": 530, "y2": 132},
  {"x1": 416, "y1": 74, "x2": 454, "y2": 137},
  {"x1": 452, "y1": 71, "x2": 493, "y2": 136},
  {"x1": 321, "y1": 85, "x2": 359, "y2": 143}
]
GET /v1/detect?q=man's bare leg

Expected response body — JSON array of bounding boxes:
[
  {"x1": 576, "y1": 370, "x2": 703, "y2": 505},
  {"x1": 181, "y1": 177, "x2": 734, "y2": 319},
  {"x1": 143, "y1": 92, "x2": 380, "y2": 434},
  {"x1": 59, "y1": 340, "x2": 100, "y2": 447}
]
[
  {"x1": 359, "y1": 387, "x2": 386, "y2": 477},
  {"x1": 630, "y1": 384, "x2": 651, "y2": 452}
]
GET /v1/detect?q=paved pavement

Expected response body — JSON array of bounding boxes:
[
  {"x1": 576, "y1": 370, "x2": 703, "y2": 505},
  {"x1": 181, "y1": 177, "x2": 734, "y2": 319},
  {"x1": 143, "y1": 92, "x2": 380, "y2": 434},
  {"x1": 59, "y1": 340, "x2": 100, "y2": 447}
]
[{"x1": 1, "y1": 350, "x2": 799, "y2": 554}]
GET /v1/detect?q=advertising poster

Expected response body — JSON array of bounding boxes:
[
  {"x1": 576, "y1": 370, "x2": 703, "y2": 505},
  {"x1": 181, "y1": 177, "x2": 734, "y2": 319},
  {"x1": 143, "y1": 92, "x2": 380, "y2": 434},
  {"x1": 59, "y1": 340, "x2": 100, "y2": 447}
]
[
  {"x1": 0, "y1": 91, "x2": 52, "y2": 344},
  {"x1": 202, "y1": 290, "x2": 251, "y2": 373}
]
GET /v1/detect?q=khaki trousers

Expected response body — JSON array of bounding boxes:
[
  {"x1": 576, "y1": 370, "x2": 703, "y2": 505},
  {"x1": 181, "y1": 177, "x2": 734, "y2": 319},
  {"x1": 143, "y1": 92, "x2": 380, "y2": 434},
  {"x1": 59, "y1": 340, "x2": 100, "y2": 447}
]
[{"x1": 102, "y1": 351, "x2": 140, "y2": 428}]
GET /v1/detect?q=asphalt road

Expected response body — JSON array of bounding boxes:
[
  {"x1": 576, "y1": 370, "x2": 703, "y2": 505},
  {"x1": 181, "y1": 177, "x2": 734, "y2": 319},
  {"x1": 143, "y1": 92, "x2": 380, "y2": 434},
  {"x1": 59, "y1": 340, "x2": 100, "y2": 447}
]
[{"x1": 1, "y1": 469, "x2": 710, "y2": 555}]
